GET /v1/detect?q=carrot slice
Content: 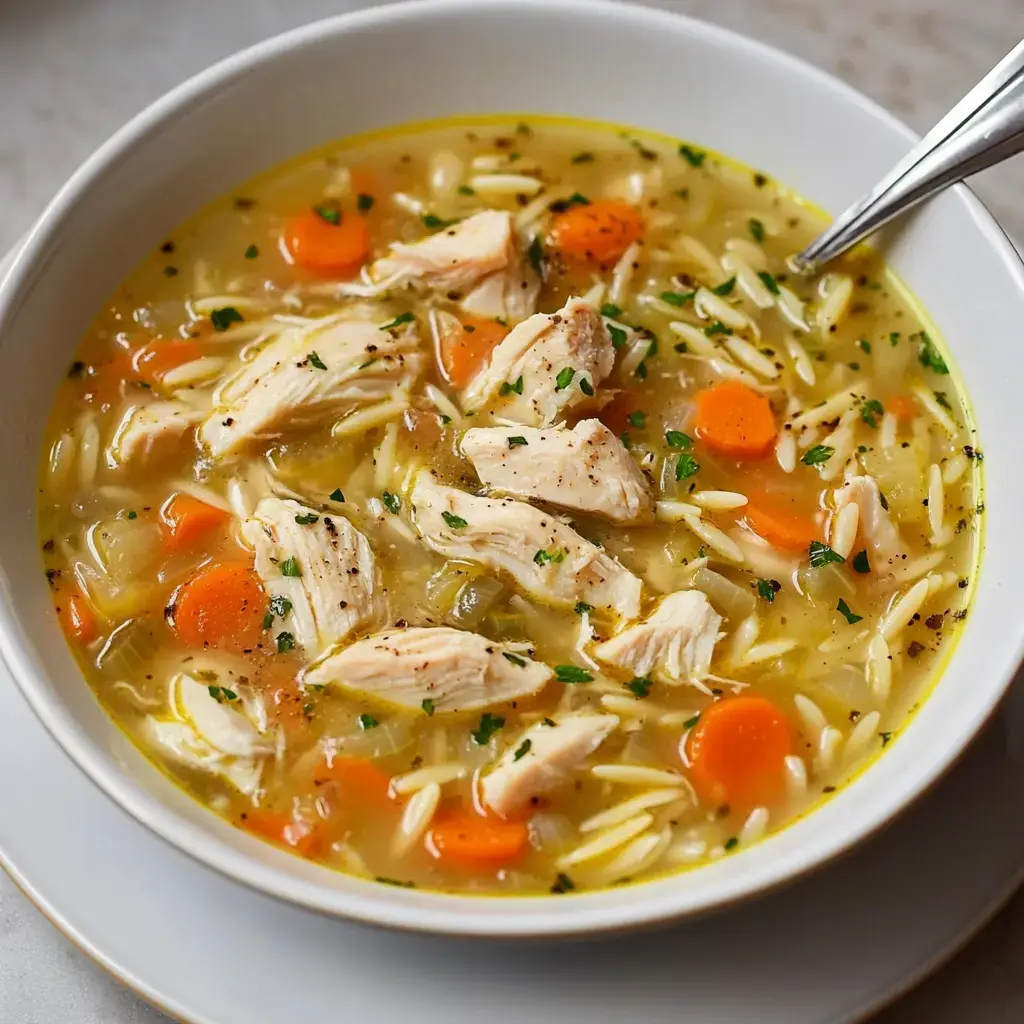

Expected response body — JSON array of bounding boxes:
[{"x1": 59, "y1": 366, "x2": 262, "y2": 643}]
[
  {"x1": 243, "y1": 809, "x2": 327, "y2": 857},
  {"x1": 887, "y1": 394, "x2": 918, "y2": 422},
  {"x1": 429, "y1": 813, "x2": 529, "y2": 867},
  {"x1": 132, "y1": 339, "x2": 203, "y2": 384},
  {"x1": 687, "y1": 696, "x2": 795, "y2": 810},
  {"x1": 171, "y1": 561, "x2": 267, "y2": 650},
  {"x1": 313, "y1": 756, "x2": 393, "y2": 806},
  {"x1": 284, "y1": 208, "x2": 369, "y2": 275},
  {"x1": 159, "y1": 493, "x2": 231, "y2": 553},
  {"x1": 549, "y1": 200, "x2": 644, "y2": 265},
  {"x1": 744, "y1": 494, "x2": 820, "y2": 552},
  {"x1": 439, "y1": 316, "x2": 509, "y2": 389},
  {"x1": 58, "y1": 589, "x2": 98, "y2": 644},
  {"x1": 693, "y1": 381, "x2": 777, "y2": 460}
]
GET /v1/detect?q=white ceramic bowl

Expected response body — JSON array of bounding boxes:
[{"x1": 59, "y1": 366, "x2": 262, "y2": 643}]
[{"x1": 0, "y1": 0, "x2": 1021, "y2": 938}]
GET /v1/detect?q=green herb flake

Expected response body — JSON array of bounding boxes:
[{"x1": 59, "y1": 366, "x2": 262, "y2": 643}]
[
  {"x1": 502, "y1": 651, "x2": 527, "y2": 668},
  {"x1": 421, "y1": 698, "x2": 435, "y2": 717},
  {"x1": 533, "y1": 548, "x2": 566, "y2": 566},
  {"x1": 574, "y1": 601, "x2": 593, "y2": 615},
  {"x1": 880, "y1": 731, "x2": 893, "y2": 747},
  {"x1": 724, "y1": 837, "x2": 739, "y2": 852},
  {"x1": 294, "y1": 513, "x2": 319, "y2": 525},
  {"x1": 860, "y1": 398, "x2": 884, "y2": 428},
  {"x1": 513, "y1": 739, "x2": 533, "y2": 762},
  {"x1": 934, "y1": 390, "x2": 952, "y2": 410},
  {"x1": 210, "y1": 307, "x2": 244, "y2": 332},
  {"x1": 635, "y1": 361, "x2": 648, "y2": 380},
  {"x1": 836, "y1": 598, "x2": 863, "y2": 625},
  {"x1": 852, "y1": 549, "x2": 871, "y2": 574},
  {"x1": 748, "y1": 218, "x2": 766, "y2": 243},
  {"x1": 711, "y1": 276, "x2": 737, "y2": 297},
  {"x1": 313, "y1": 202, "x2": 342, "y2": 225},
  {"x1": 675, "y1": 453, "x2": 701, "y2": 481},
  {"x1": 441, "y1": 511, "x2": 468, "y2": 530},
  {"x1": 665, "y1": 430, "x2": 692, "y2": 450},
  {"x1": 329, "y1": 488, "x2": 345, "y2": 503},
  {"x1": 276, "y1": 631, "x2": 296, "y2": 653},
  {"x1": 918, "y1": 332, "x2": 949, "y2": 374},
  {"x1": 600, "y1": 302, "x2": 623, "y2": 318},
  {"x1": 244, "y1": 244, "x2": 259, "y2": 260},
  {"x1": 358, "y1": 358, "x2": 378, "y2": 370},
  {"x1": 262, "y1": 610, "x2": 274, "y2": 630},
  {"x1": 382, "y1": 491, "x2": 401, "y2": 515},
  {"x1": 608, "y1": 324, "x2": 628, "y2": 348},
  {"x1": 357, "y1": 193, "x2": 375, "y2": 213},
  {"x1": 422, "y1": 213, "x2": 458, "y2": 230},
  {"x1": 626, "y1": 676, "x2": 653, "y2": 698},
  {"x1": 554, "y1": 664, "x2": 594, "y2": 684},
  {"x1": 308, "y1": 350, "x2": 327, "y2": 370},
  {"x1": 554, "y1": 367, "x2": 576, "y2": 391},
  {"x1": 801, "y1": 444, "x2": 834, "y2": 466},
  {"x1": 126, "y1": 510, "x2": 138, "y2": 520},
  {"x1": 359, "y1": 713, "x2": 380, "y2": 730},
  {"x1": 808, "y1": 541, "x2": 845, "y2": 568},
  {"x1": 579, "y1": 377, "x2": 594, "y2": 397},
  {"x1": 379, "y1": 311, "x2": 415, "y2": 331},
  {"x1": 527, "y1": 235, "x2": 545, "y2": 277},
  {"x1": 270, "y1": 595, "x2": 292, "y2": 617},
  {"x1": 627, "y1": 410, "x2": 646, "y2": 429},
  {"x1": 890, "y1": 332, "x2": 901, "y2": 346},
  {"x1": 471, "y1": 712, "x2": 505, "y2": 745},
  {"x1": 703, "y1": 321, "x2": 733, "y2": 337},
  {"x1": 879, "y1": 492, "x2": 890, "y2": 511},
  {"x1": 551, "y1": 872, "x2": 576, "y2": 894},
  {"x1": 500, "y1": 375, "x2": 525, "y2": 396},
  {"x1": 856, "y1": 337, "x2": 872, "y2": 353},
  {"x1": 683, "y1": 714, "x2": 700, "y2": 730},
  {"x1": 659, "y1": 290, "x2": 695, "y2": 307},
  {"x1": 756, "y1": 578, "x2": 778, "y2": 603},
  {"x1": 678, "y1": 144, "x2": 706, "y2": 167},
  {"x1": 507, "y1": 435, "x2": 528, "y2": 448},
  {"x1": 457, "y1": 184, "x2": 475, "y2": 196},
  {"x1": 757, "y1": 271, "x2": 780, "y2": 295},
  {"x1": 279, "y1": 557, "x2": 302, "y2": 578}
]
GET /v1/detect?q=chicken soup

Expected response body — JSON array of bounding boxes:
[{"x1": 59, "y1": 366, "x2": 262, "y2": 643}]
[{"x1": 39, "y1": 118, "x2": 980, "y2": 895}]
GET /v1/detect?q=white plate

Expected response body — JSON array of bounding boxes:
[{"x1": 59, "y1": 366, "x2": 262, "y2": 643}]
[{"x1": 2, "y1": 653, "x2": 1021, "y2": 1024}]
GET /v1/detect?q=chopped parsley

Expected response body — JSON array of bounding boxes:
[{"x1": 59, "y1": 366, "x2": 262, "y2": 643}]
[
  {"x1": 357, "y1": 192, "x2": 375, "y2": 213},
  {"x1": 422, "y1": 213, "x2": 458, "y2": 229},
  {"x1": 626, "y1": 676, "x2": 653, "y2": 698},
  {"x1": 635, "y1": 361, "x2": 648, "y2": 380},
  {"x1": 308, "y1": 350, "x2": 327, "y2": 370},
  {"x1": 329, "y1": 488, "x2": 345, "y2": 503},
  {"x1": 856, "y1": 337, "x2": 872, "y2": 353},
  {"x1": 748, "y1": 218, "x2": 766, "y2": 243},
  {"x1": 513, "y1": 739, "x2": 533, "y2": 761},
  {"x1": 382, "y1": 491, "x2": 401, "y2": 515},
  {"x1": 801, "y1": 444, "x2": 834, "y2": 466},
  {"x1": 574, "y1": 601, "x2": 593, "y2": 615},
  {"x1": 571, "y1": 152, "x2": 595, "y2": 164},
  {"x1": 533, "y1": 548, "x2": 566, "y2": 566},
  {"x1": 502, "y1": 651, "x2": 527, "y2": 668},
  {"x1": 527, "y1": 235, "x2": 545, "y2": 277},
  {"x1": 756, "y1": 578, "x2": 779, "y2": 603},
  {"x1": 918, "y1": 332, "x2": 949, "y2": 374},
  {"x1": 711, "y1": 276, "x2": 737, "y2": 296},
  {"x1": 421, "y1": 698, "x2": 435, "y2": 716},
  {"x1": 678, "y1": 144, "x2": 706, "y2": 167},
  {"x1": 471, "y1": 712, "x2": 505, "y2": 745},
  {"x1": 852, "y1": 549, "x2": 871, "y2": 574},
  {"x1": 126, "y1": 510, "x2": 138, "y2": 520},
  {"x1": 441, "y1": 511, "x2": 468, "y2": 530},
  {"x1": 627, "y1": 410, "x2": 646, "y2": 429},
  {"x1": 269, "y1": 595, "x2": 292, "y2": 617},
  {"x1": 550, "y1": 872, "x2": 576, "y2": 894},
  {"x1": 379, "y1": 311, "x2": 415, "y2": 331},
  {"x1": 279, "y1": 557, "x2": 302, "y2": 578},
  {"x1": 675, "y1": 453, "x2": 701, "y2": 481},
  {"x1": 724, "y1": 837, "x2": 739, "y2": 852},
  {"x1": 554, "y1": 664, "x2": 594, "y2": 684},
  {"x1": 837, "y1": 598, "x2": 863, "y2": 625},
  {"x1": 457, "y1": 184, "x2": 476, "y2": 196},
  {"x1": 934, "y1": 390, "x2": 952, "y2": 410},
  {"x1": 659, "y1": 290, "x2": 695, "y2": 307},
  {"x1": 500, "y1": 375, "x2": 524, "y2": 396},
  {"x1": 704, "y1": 320, "x2": 732, "y2": 337},
  {"x1": 507, "y1": 435, "x2": 528, "y2": 448},
  {"x1": 880, "y1": 731, "x2": 893, "y2": 747},
  {"x1": 683, "y1": 714, "x2": 700, "y2": 730},
  {"x1": 359, "y1": 713, "x2": 380, "y2": 730},
  {"x1": 579, "y1": 377, "x2": 594, "y2": 397},
  {"x1": 757, "y1": 271, "x2": 780, "y2": 295},
  {"x1": 607, "y1": 324, "x2": 628, "y2": 348},
  {"x1": 244, "y1": 244, "x2": 259, "y2": 260},
  {"x1": 294, "y1": 512, "x2": 319, "y2": 525},
  {"x1": 207, "y1": 685, "x2": 238, "y2": 703},
  {"x1": 210, "y1": 307, "x2": 244, "y2": 332},
  {"x1": 808, "y1": 541, "x2": 844, "y2": 568},
  {"x1": 276, "y1": 631, "x2": 295, "y2": 653},
  {"x1": 665, "y1": 430, "x2": 692, "y2": 449},
  {"x1": 600, "y1": 302, "x2": 623, "y2": 318},
  {"x1": 860, "y1": 398, "x2": 884, "y2": 428},
  {"x1": 313, "y1": 202, "x2": 342, "y2": 225},
  {"x1": 554, "y1": 367, "x2": 576, "y2": 391}
]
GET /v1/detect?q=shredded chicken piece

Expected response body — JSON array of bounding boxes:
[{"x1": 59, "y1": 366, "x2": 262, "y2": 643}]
[
  {"x1": 107, "y1": 401, "x2": 201, "y2": 466},
  {"x1": 461, "y1": 419, "x2": 653, "y2": 523},
  {"x1": 200, "y1": 315, "x2": 424, "y2": 457},
  {"x1": 833, "y1": 475, "x2": 903, "y2": 568},
  {"x1": 461, "y1": 297, "x2": 614, "y2": 425},
  {"x1": 593, "y1": 590, "x2": 722, "y2": 686},
  {"x1": 410, "y1": 473, "x2": 642, "y2": 618},
  {"x1": 482, "y1": 715, "x2": 619, "y2": 817},
  {"x1": 303, "y1": 626, "x2": 552, "y2": 711},
  {"x1": 241, "y1": 497, "x2": 385, "y2": 656}
]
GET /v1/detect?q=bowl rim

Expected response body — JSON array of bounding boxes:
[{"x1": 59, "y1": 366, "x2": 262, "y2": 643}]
[{"x1": 2, "y1": 0, "x2": 1023, "y2": 938}]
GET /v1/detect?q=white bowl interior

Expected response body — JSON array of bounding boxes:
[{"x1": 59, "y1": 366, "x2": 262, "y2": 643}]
[{"x1": 1, "y1": 0, "x2": 1022, "y2": 936}]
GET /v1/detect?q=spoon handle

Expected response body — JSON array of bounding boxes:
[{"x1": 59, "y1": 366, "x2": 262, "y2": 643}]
[{"x1": 795, "y1": 39, "x2": 1024, "y2": 273}]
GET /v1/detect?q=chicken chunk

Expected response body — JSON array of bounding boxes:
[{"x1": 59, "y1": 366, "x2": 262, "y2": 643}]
[
  {"x1": 107, "y1": 400, "x2": 201, "y2": 466},
  {"x1": 593, "y1": 590, "x2": 722, "y2": 687},
  {"x1": 481, "y1": 714, "x2": 619, "y2": 818},
  {"x1": 303, "y1": 626, "x2": 552, "y2": 711},
  {"x1": 461, "y1": 297, "x2": 615, "y2": 425},
  {"x1": 200, "y1": 315, "x2": 424, "y2": 457},
  {"x1": 410, "y1": 473, "x2": 642, "y2": 618},
  {"x1": 241, "y1": 497, "x2": 385, "y2": 657},
  {"x1": 833, "y1": 475, "x2": 903, "y2": 568},
  {"x1": 461, "y1": 419, "x2": 654, "y2": 524},
  {"x1": 459, "y1": 242, "x2": 540, "y2": 323}
]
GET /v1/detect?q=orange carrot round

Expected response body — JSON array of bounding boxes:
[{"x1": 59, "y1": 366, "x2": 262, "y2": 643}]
[
  {"x1": 693, "y1": 381, "x2": 777, "y2": 460},
  {"x1": 744, "y1": 494, "x2": 820, "y2": 552},
  {"x1": 549, "y1": 200, "x2": 644, "y2": 265},
  {"x1": 284, "y1": 208, "x2": 369, "y2": 275},
  {"x1": 243, "y1": 809, "x2": 327, "y2": 857},
  {"x1": 159, "y1": 493, "x2": 231, "y2": 553},
  {"x1": 132, "y1": 339, "x2": 203, "y2": 384},
  {"x1": 313, "y1": 756, "x2": 393, "y2": 807},
  {"x1": 59, "y1": 590, "x2": 98, "y2": 644},
  {"x1": 687, "y1": 696, "x2": 795, "y2": 810},
  {"x1": 439, "y1": 316, "x2": 509, "y2": 389},
  {"x1": 170, "y1": 561, "x2": 266, "y2": 650},
  {"x1": 887, "y1": 394, "x2": 918, "y2": 422},
  {"x1": 429, "y1": 812, "x2": 529, "y2": 866}
]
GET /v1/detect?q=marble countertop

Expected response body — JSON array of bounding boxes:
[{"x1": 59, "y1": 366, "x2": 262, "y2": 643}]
[{"x1": 1, "y1": 0, "x2": 1022, "y2": 1020}]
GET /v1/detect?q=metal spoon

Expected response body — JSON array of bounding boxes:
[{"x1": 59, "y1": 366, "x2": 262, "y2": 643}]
[{"x1": 794, "y1": 38, "x2": 1024, "y2": 273}]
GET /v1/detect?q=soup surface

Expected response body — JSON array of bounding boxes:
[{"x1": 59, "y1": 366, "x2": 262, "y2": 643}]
[{"x1": 39, "y1": 118, "x2": 980, "y2": 895}]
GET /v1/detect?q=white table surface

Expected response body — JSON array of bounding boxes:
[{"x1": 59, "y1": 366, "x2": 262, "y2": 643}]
[{"x1": 1, "y1": 1, "x2": 1022, "y2": 1020}]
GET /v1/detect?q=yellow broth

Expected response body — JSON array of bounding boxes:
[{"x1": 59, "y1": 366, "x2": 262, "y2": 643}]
[{"x1": 38, "y1": 117, "x2": 980, "y2": 895}]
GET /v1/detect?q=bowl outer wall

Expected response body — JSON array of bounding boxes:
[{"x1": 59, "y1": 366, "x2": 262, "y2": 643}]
[{"x1": 0, "y1": 0, "x2": 1021, "y2": 937}]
